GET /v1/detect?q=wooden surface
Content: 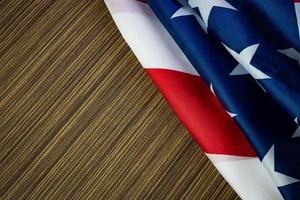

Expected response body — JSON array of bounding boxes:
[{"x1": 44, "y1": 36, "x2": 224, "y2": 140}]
[{"x1": 0, "y1": 0, "x2": 239, "y2": 199}]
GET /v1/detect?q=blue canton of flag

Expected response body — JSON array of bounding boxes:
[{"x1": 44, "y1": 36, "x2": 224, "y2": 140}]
[{"x1": 147, "y1": 0, "x2": 300, "y2": 199}]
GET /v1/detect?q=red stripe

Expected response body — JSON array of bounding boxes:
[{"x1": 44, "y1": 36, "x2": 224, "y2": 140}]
[
  {"x1": 295, "y1": 0, "x2": 300, "y2": 2},
  {"x1": 146, "y1": 68, "x2": 256, "y2": 157}
]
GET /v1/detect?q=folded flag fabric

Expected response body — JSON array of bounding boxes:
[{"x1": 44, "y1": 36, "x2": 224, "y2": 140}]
[
  {"x1": 105, "y1": 0, "x2": 300, "y2": 199},
  {"x1": 147, "y1": 0, "x2": 300, "y2": 199}
]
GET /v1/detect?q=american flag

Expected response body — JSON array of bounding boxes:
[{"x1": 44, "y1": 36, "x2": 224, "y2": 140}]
[{"x1": 105, "y1": 0, "x2": 300, "y2": 199}]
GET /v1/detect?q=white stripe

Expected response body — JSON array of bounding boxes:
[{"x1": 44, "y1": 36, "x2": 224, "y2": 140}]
[
  {"x1": 207, "y1": 154, "x2": 283, "y2": 200},
  {"x1": 106, "y1": 0, "x2": 199, "y2": 76}
]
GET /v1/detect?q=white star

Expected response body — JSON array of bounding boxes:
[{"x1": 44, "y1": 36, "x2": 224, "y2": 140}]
[
  {"x1": 171, "y1": 0, "x2": 207, "y2": 33},
  {"x1": 226, "y1": 110, "x2": 237, "y2": 118},
  {"x1": 292, "y1": 117, "x2": 300, "y2": 138},
  {"x1": 224, "y1": 44, "x2": 271, "y2": 79},
  {"x1": 229, "y1": 62, "x2": 267, "y2": 92},
  {"x1": 278, "y1": 48, "x2": 300, "y2": 66},
  {"x1": 262, "y1": 145, "x2": 299, "y2": 187},
  {"x1": 188, "y1": 0, "x2": 237, "y2": 25},
  {"x1": 293, "y1": 126, "x2": 300, "y2": 138},
  {"x1": 229, "y1": 63, "x2": 249, "y2": 76},
  {"x1": 171, "y1": 6, "x2": 193, "y2": 19}
]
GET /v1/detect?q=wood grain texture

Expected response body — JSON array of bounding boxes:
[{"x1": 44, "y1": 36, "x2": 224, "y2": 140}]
[{"x1": 0, "y1": 0, "x2": 239, "y2": 199}]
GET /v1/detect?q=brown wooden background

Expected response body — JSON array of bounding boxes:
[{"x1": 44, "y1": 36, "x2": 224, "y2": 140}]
[{"x1": 0, "y1": 0, "x2": 239, "y2": 199}]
